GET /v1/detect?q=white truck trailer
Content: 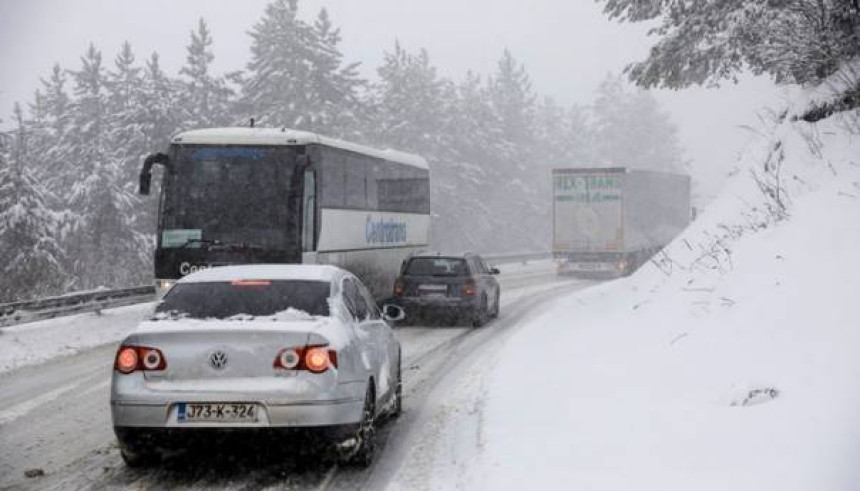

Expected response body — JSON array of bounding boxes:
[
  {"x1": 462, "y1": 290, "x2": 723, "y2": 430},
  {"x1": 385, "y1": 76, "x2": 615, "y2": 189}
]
[{"x1": 552, "y1": 167, "x2": 691, "y2": 276}]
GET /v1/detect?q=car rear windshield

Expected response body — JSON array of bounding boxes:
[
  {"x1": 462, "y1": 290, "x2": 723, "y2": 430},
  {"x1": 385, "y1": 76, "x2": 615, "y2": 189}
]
[
  {"x1": 154, "y1": 280, "x2": 330, "y2": 319},
  {"x1": 404, "y1": 257, "x2": 469, "y2": 276}
]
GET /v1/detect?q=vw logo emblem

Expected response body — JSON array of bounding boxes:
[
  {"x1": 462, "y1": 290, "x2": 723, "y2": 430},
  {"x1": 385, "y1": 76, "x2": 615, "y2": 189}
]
[{"x1": 209, "y1": 350, "x2": 228, "y2": 370}]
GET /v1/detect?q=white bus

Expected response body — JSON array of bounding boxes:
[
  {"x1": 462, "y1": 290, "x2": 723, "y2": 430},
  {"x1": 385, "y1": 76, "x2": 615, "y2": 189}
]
[{"x1": 139, "y1": 127, "x2": 430, "y2": 299}]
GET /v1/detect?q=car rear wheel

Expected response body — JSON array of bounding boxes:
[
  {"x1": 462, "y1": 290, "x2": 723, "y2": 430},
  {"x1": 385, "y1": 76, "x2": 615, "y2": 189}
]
[
  {"x1": 343, "y1": 384, "x2": 377, "y2": 468},
  {"x1": 471, "y1": 295, "x2": 489, "y2": 327},
  {"x1": 119, "y1": 445, "x2": 158, "y2": 468},
  {"x1": 388, "y1": 351, "x2": 403, "y2": 420},
  {"x1": 490, "y1": 289, "x2": 500, "y2": 318}
]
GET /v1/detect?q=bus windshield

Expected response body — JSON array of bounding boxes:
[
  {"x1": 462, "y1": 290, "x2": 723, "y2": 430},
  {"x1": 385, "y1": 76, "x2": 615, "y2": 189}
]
[{"x1": 160, "y1": 145, "x2": 299, "y2": 250}]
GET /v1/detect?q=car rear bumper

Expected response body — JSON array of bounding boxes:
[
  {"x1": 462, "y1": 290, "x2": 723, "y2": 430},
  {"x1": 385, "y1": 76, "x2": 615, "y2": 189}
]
[
  {"x1": 110, "y1": 396, "x2": 365, "y2": 428},
  {"x1": 393, "y1": 297, "x2": 479, "y2": 317},
  {"x1": 114, "y1": 423, "x2": 359, "y2": 452},
  {"x1": 557, "y1": 260, "x2": 626, "y2": 278},
  {"x1": 393, "y1": 296, "x2": 479, "y2": 309}
]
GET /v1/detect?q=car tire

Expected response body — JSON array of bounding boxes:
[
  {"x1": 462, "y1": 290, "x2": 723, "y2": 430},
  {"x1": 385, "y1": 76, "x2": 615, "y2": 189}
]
[
  {"x1": 471, "y1": 295, "x2": 488, "y2": 327},
  {"x1": 119, "y1": 446, "x2": 158, "y2": 468},
  {"x1": 400, "y1": 309, "x2": 417, "y2": 327},
  {"x1": 346, "y1": 384, "x2": 377, "y2": 468},
  {"x1": 490, "y1": 289, "x2": 500, "y2": 319},
  {"x1": 388, "y1": 351, "x2": 403, "y2": 420}
]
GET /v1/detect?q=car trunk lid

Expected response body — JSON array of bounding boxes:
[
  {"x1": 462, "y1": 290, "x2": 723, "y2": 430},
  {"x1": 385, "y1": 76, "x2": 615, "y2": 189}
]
[{"x1": 130, "y1": 319, "x2": 328, "y2": 386}]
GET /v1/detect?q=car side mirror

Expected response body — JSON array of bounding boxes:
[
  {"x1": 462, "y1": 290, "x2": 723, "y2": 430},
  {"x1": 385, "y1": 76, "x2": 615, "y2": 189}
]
[
  {"x1": 381, "y1": 304, "x2": 406, "y2": 322},
  {"x1": 490, "y1": 268, "x2": 500, "y2": 275}
]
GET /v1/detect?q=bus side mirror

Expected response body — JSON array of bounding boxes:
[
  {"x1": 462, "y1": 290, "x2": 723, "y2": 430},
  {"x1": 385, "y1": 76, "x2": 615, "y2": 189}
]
[
  {"x1": 139, "y1": 172, "x2": 151, "y2": 195},
  {"x1": 139, "y1": 153, "x2": 169, "y2": 196}
]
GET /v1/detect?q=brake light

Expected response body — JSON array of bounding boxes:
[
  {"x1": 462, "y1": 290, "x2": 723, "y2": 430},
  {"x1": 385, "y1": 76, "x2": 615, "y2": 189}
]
[
  {"x1": 114, "y1": 346, "x2": 167, "y2": 373},
  {"x1": 393, "y1": 278, "x2": 405, "y2": 297},
  {"x1": 116, "y1": 347, "x2": 138, "y2": 374},
  {"x1": 462, "y1": 280, "x2": 477, "y2": 297},
  {"x1": 304, "y1": 347, "x2": 331, "y2": 373},
  {"x1": 274, "y1": 345, "x2": 338, "y2": 372},
  {"x1": 231, "y1": 280, "x2": 271, "y2": 286}
]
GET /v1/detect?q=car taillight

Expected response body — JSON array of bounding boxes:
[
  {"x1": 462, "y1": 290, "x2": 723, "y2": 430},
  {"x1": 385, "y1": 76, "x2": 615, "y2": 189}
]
[
  {"x1": 462, "y1": 280, "x2": 477, "y2": 297},
  {"x1": 274, "y1": 345, "x2": 338, "y2": 373},
  {"x1": 277, "y1": 348, "x2": 302, "y2": 369},
  {"x1": 116, "y1": 347, "x2": 138, "y2": 374},
  {"x1": 393, "y1": 278, "x2": 405, "y2": 297},
  {"x1": 114, "y1": 346, "x2": 167, "y2": 374},
  {"x1": 304, "y1": 347, "x2": 332, "y2": 373}
]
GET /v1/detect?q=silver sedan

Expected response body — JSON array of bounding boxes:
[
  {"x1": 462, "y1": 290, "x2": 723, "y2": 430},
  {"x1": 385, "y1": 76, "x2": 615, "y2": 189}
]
[{"x1": 110, "y1": 264, "x2": 404, "y2": 467}]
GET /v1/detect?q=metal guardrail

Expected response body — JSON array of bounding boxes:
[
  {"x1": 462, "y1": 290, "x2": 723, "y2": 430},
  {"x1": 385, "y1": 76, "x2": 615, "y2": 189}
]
[
  {"x1": 0, "y1": 286, "x2": 156, "y2": 329},
  {"x1": 0, "y1": 251, "x2": 551, "y2": 329},
  {"x1": 483, "y1": 251, "x2": 552, "y2": 266}
]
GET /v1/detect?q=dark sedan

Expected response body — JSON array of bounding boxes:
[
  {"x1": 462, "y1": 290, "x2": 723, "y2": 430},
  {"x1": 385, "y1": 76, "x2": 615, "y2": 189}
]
[{"x1": 391, "y1": 253, "x2": 500, "y2": 326}]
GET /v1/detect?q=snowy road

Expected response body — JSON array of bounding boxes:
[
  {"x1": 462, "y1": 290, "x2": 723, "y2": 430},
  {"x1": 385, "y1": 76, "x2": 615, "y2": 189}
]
[{"x1": 0, "y1": 262, "x2": 596, "y2": 490}]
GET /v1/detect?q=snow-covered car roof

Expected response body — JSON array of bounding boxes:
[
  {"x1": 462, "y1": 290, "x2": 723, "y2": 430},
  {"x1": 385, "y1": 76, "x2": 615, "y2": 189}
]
[
  {"x1": 177, "y1": 264, "x2": 345, "y2": 284},
  {"x1": 172, "y1": 127, "x2": 429, "y2": 170}
]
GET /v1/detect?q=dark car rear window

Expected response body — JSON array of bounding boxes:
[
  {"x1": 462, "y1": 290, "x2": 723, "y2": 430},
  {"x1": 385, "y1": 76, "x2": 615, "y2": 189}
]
[
  {"x1": 404, "y1": 257, "x2": 469, "y2": 276},
  {"x1": 155, "y1": 280, "x2": 330, "y2": 319}
]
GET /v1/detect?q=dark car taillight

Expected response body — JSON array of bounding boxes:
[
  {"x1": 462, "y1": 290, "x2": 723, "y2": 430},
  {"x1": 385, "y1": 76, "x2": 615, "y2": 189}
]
[
  {"x1": 462, "y1": 280, "x2": 477, "y2": 297},
  {"x1": 393, "y1": 278, "x2": 405, "y2": 297},
  {"x1": 114, "y1": 346, "x2": 167, "y2": 374}
]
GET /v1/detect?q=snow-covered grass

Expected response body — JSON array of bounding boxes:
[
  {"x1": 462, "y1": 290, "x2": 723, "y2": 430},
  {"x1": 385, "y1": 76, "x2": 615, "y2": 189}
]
[
  {"x1": 386, "y1": 99, "x2": 860, "y2": 489},
  {"x1": 0, "y1": 303, "x2": 153, "y2": 374}
]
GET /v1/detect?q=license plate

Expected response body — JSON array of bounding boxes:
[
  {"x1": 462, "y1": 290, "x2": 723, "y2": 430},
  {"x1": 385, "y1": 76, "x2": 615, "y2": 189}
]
[
  {"x1": 570, "y1": 263, "x2": 610, "y2": 271},
  {"x1": 419, "y1": 284, "x2": 447, "y2": 297},
  {"x1": 177, "y1": 403, "x2": 258, "y2": 423}
]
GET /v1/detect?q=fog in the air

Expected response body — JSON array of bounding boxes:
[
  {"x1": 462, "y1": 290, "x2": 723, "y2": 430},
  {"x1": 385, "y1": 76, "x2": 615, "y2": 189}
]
[{"x1": 0, "y1": 0, "x2": 784, "y2": 201}]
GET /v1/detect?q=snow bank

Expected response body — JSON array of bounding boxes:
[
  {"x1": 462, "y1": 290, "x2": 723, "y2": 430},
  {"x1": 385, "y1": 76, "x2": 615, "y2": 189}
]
[
  {"x1": 464, "y1": 107, "x2": 860, "y2": 489},
  {"x1": 0, "y1": 303, "x2": 152, "y2": 373}
]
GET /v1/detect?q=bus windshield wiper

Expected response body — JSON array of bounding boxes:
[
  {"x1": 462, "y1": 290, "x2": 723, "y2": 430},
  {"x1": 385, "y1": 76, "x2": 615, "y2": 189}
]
[
  {"x1": 178, "y1": 239, "x2": 264, "y2": 251},
  {"x1": 177, "y1": 239, "x2": 222, "y2": 249}
]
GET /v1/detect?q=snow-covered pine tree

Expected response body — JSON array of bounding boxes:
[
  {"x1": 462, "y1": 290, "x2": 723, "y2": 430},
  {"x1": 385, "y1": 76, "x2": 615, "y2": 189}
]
[
  {"x1": 133, "y1": 52, "x2": 179, "y2": 239},
  {"x1": 105, "y1": 42, "x2": 164, "y2": 279},
  {"x1": 107, "y1": 42, "x2": 149, "y2": 187},
  {"x1": 485, "y1": 50, "x2": 544, "y2": 251},
  {"x1": 489, "y1": 49, "x2": 536, "y2": 155},
  {"x1": 33, "y1": 64, "x2": 73, "y2": 197},
  {"x1": 0, "y1": 110, "x2": 66, "y2": 302},
  {"x1": 372, "y1": 42, "x2": 502, "y2": 252},
  {"x1": 178, "y1": 18, "x2": 234, "y2": 129},
  {"x1": 242, "y1": 0, "x2": 317, "y2": 128},
  {"x1": 65, "y1": 44, "x2": 145, "y2": 289},
  {"x1": 242, "y1": 0, "x2": 365, "y2": 135},
  {"x1": 438, "y1": 71, "x2": 502, "y2": 252},
  {"x1": 600, "y1": 0, "x2": 859, "y2": 97},
  {"x1": 591, "y1": 74, "x2": 686, "y2": 174},
  {"x1": 373, "y1": 42, "x2": 451, "y2": 154},
  {"x1": 534, "y1": 97, "x2": 593, "y2": 170},
  {"x1": 308, "y1": 8, "x2": 367, "y2": 138},
  {"x1": 141, "y1": 52, "x2": 180, "y2": 147}
]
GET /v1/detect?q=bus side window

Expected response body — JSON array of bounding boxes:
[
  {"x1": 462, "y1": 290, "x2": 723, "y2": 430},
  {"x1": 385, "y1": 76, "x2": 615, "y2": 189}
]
[
  {"x1": 344, "y1": 154, "x2": 367, "y2": 209},
  {"x1": 321, "y1": 150, "x2": 345, "y2": 208},
  {"x1": 302, "y1": 170, "x2": 316, "y2": 252}
]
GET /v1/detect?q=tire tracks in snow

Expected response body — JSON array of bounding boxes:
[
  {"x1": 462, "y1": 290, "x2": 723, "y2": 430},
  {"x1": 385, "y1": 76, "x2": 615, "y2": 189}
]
[
  {"x1": 0, "y1": 266, "x2": 592, "y2": 490},
  {"x1": 322, "y1": 278, "x2": 597, "y2": 491}
]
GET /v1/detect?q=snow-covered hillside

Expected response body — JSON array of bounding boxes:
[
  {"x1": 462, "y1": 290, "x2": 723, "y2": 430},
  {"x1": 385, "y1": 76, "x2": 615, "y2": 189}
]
[{"x1": 459, "y1": 100, "x2": 860, "y2": 489}]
